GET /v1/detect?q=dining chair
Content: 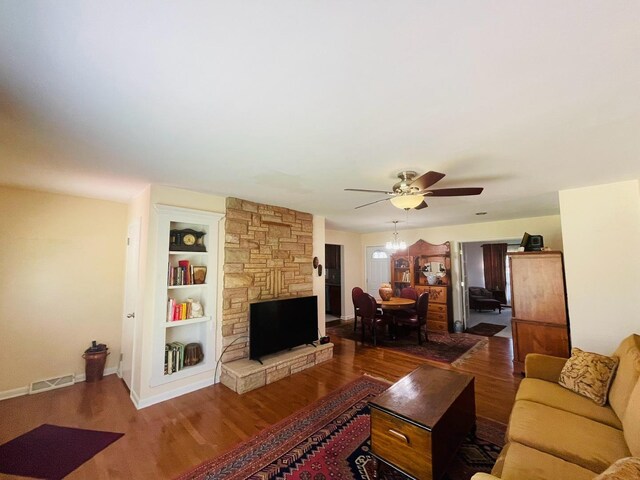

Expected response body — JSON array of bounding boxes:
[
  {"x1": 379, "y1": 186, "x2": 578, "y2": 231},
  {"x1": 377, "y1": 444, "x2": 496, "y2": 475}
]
[
  {"x1": 400, "y1": 287, "x2": 418, "y2": 300},
  {"x1": 395, "y1": 286, "x2": 418, "y2": 320},
  {"x1": 355, "y1": 292, "x2": 387, "y2": 346},
  {"x1": 351, "y1": 287, "x2": 364, "y2": 332},
  {"x1": 395, "y1": 291, "x2": 430, "y2": 344}
]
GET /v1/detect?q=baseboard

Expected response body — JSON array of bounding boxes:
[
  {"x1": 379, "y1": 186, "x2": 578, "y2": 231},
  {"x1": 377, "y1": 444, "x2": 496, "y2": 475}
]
[
  {"x1": 0, "y1": 367, "x2": 119, "y2": 401},
  {"x1": 0, "y1": 386, "x2": 29, "y2": 401},
  {"x1": 74, "y1": 366, "x2": 118, "y2": 383},
  {"x1": 132, "y1": 377, "x2": 215, "y2": 410}
]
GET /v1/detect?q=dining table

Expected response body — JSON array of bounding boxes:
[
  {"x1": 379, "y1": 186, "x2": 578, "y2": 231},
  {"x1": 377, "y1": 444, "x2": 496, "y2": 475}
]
[
  {"x1": 375, "y1": 297, "x2": 416, "y2": 339},
  {"x1": 376, "y1": 297, "x2": 416, "y2": 310}
]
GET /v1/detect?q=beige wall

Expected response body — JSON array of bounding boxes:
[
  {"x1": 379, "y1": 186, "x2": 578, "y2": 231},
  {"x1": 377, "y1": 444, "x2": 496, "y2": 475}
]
[
  {"x1": 0, "y1": 186, "x2": 127, "y2": 394},
  {"x1": 560, "y1": 180, "x2": 640, "y2": 355},
  {"x1": 361, "y1": 215, "x2": 563, "y2": 323},
  {"x1": 325, "y1": 229, "x2": 364, "y2": 320},
  {"x1": 313, "y1": 216, "x2": 326, "y2": 334}
]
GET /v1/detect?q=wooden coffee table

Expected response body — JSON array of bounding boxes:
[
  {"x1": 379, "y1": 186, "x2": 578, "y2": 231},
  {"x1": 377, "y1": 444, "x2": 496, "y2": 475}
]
[{"x1": 368, "y1": 364, "x2": 476, "y2": 480}]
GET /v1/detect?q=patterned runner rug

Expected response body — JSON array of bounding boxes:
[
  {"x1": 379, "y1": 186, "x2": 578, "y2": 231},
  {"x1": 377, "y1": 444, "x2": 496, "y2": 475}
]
[
  {"x1": 326, "y1": 319, "x2": 487, "y2": 364},
  {"x1": 178, "y1": 376, "x2": 505, "y2": 480}
]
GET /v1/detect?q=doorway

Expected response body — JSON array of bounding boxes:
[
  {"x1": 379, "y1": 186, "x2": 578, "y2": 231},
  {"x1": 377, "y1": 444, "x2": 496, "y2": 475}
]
[
  {"x1": 365, "y1": 246, "x2": 390, "y2": 298},
  {"x1": 325, "y1": 244, "x2": 342, "y2": 322},
  {"x1": 460, "y1": 239, "x2": 519, "y2": 338}
]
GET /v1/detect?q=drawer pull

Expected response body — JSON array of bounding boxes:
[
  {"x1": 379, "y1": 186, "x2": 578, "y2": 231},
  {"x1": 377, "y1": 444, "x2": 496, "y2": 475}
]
[{"x1": 387, "y1": 428, "x2": 410, "y2": 444}]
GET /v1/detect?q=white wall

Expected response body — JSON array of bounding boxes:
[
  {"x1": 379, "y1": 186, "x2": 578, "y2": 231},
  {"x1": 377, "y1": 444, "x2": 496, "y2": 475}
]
[
  {"x1": 0, "y1": 186, "x2": 127, "y2": 395},
  {"x1": 325, "y1": 229, "x2": 363, "y2": 320},
  {"x1": 463, "y1": 241, "x2": 486, "y2": 287},
  {"x1": 313, "y1": 216, "x2": 326, "y2": 335},
  {"x1": 361, "y1": 215, "x2": 563, "y2": 324},
  {"x1": 559, "y1": 180, "x2": 640, "y2": 355}
]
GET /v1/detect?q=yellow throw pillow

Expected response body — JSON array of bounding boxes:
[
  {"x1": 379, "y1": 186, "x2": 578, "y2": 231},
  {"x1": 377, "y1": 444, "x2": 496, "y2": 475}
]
[
  {"x1": 558, "y1": 347, "x2": 619, "y2": 406},
  {"x1": 593, "y1": 457, "x2": 640, "y2": 479}
]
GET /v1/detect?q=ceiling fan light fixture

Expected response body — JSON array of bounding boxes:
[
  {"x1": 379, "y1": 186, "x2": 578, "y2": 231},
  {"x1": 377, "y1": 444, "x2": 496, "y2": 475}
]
[{"x1": 390, "y1": 195, "x2": 423, "y2": 209}]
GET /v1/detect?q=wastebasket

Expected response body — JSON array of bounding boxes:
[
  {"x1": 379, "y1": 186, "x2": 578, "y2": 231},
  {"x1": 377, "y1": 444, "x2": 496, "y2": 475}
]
[{"x1": 83, "y1": 341, "x2": 109, "y2": 382}]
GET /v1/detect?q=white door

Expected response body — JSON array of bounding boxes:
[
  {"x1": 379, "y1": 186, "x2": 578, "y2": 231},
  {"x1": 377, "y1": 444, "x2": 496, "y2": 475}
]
[
  {"x1": 120, "y1": 218, "x2": 140, "y2": 390},
  {"x1": 366, "y1": 246, "x2": 390, "y2": 297},
  {"x1": 459, "y1": 243, "x2": 470, "y2": 330}
]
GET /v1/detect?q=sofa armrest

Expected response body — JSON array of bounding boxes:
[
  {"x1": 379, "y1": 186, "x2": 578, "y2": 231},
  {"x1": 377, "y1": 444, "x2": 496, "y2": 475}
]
[
  {"x1": 470, "y1": 474, "x2": 501, "y2": 480},
  {"x1": 524, "y1": 353, "x2": 568, "y2": 382}
]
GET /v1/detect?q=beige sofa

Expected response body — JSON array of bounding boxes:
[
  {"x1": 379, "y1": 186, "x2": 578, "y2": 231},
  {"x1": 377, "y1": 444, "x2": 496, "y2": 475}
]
[{"x1": 472, "y1": 334, "x2": 640, "y2": 480}]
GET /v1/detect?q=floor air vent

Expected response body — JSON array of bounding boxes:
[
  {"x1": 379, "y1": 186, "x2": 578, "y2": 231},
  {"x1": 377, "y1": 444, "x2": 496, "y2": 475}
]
[{"x1": 29, "y1": 374, "x2": 75, "y2": 394}]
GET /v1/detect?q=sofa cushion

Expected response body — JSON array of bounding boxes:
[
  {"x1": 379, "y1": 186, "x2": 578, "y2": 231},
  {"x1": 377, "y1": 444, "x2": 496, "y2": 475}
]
[
  {"x1": 559, "y1": 347, "x2": 619, "y2": 406},
  {"x1": 499, "y1": 442, "x2": 596, "y2": 480},
  {"x1": 609, "y1": 334, "x2": 640, "y2": 420},
  {"x1": 508, "y1": 400, "x2": 630, "y2": 473},
  {"x1": 516, "y1": 378, "x2": 622, "y2": 429},
  {"x1": 594, "y1": 457, "x2": 640, "y2": 480},
  {"x1": 624, "y1": 379, "x2": 640, "y2": 456}
]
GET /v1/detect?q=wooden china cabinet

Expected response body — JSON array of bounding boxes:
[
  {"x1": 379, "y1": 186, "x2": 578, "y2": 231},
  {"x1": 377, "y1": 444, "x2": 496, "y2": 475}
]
[
  {"x1": 508, "y1": 251, "x2": 571, "y2": 373},
  {"x1": 390, "y1": 240, "x2": 453, "y2": 333}
]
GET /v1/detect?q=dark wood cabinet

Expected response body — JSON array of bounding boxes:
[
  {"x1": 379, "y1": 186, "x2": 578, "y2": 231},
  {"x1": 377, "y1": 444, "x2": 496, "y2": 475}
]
[
  {"x1": 327, "y1": 285, "x2": 341, "y2": 316},
  {"x1": 509, "y1": 251, "x2": 571, "y2": 373},
  {"x1": 325, "y1": 244, "x2": 340, "y2": 270},
  {"x1": 391, "y1": 240, "x2": 453, "y2": 333}
]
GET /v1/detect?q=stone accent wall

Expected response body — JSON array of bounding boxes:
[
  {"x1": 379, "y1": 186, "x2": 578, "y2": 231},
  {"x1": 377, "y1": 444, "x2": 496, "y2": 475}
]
[{"x1": 222, "y1": 197, "x2": 314, "y2": 362}]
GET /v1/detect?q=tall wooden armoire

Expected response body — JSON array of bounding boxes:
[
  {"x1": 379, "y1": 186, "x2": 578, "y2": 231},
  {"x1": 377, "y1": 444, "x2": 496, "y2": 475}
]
[{"x1": 509, "y1": 251, "x2": 571, "y2": 373}]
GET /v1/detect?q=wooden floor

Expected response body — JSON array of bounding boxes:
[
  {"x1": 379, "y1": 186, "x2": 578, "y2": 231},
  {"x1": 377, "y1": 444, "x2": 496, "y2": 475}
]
[{"x1": 0, "y1": 335, "x2": 521, "y2": 479}]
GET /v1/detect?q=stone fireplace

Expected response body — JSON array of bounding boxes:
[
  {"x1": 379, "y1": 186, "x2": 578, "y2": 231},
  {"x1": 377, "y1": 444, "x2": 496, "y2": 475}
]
[
  {"x1": 222, "y1": 197, "x2": 315, "y2": 362},
  {"x1": 220, "y1": 197, "x2": 333, "y2": 393}
]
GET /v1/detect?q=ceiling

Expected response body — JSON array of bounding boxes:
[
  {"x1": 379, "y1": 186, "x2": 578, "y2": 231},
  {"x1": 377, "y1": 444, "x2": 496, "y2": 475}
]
[{"x1": 1, "y1": 2, "x2": 639, "y2": 233}]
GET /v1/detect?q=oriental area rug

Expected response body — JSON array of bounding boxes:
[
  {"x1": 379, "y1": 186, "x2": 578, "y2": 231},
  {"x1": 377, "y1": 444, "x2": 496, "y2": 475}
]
[
  {"x1": 178, "y1": 376, "x2": 505, "y2": 480},
  {"x1": 0, "y1": 424, "x2": 123, "y2": 480},
  {"x1": 326, "y1": 320, "x2": 487, "y2": 364}
]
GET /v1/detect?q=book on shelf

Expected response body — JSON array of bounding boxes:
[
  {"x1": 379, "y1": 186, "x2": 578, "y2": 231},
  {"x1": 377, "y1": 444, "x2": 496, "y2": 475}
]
[
  {"x1": 167, "y1": 261, "x2": 204, "y2": 287},
  {"x1": 164, "y1": 341, "x2": 186, "y2": 374},
  {"x1": 166, "y1": 298, "x2": 201, "y2": 322}
]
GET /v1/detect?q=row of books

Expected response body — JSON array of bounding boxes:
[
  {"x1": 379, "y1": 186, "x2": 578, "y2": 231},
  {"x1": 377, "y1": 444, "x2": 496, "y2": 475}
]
[
  {"x1": 168, "y1": 260, "x2": 201, "y2": 286},
  {"x1": 165, "y1": 342, "x2": 186, "y2": 374},
  {"x1": 167, "y1": 298, "x2": 200, "y2": 321}
]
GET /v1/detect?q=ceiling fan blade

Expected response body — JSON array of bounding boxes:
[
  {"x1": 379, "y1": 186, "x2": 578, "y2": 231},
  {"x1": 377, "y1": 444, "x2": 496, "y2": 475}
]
[
  {"x1": 409, "y1": 171, "x2": 446, "y2": 191},
  {"x1": 414, "y1": 200, "x2": 429, "y2": 210},
  {"x1": 354, "y1": 197, "x2": 392, "y2": 209},
  {"x1": 424, "y1": 187, "x2": 484, "y2": 197},
  {"x1": 345, "y1": 188, "x2": 394, "y2": 194}
]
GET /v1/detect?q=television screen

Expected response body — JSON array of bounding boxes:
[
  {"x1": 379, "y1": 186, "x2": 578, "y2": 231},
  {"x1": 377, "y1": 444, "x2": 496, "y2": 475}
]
[{"x1": 249, "y1": 296, "x2": 318, "y2": 363}]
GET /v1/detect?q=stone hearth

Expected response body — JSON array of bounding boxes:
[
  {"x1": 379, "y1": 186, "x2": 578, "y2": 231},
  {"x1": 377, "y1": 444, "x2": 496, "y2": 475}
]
[{"x1": 220, "y1": 342, "x2": 334, "y2": 394}]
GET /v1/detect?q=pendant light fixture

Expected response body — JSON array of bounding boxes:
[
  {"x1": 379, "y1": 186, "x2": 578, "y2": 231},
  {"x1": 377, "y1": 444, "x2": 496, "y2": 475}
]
[{"x1": 385, "y1": 221, "x2": 406, "y2": 252}]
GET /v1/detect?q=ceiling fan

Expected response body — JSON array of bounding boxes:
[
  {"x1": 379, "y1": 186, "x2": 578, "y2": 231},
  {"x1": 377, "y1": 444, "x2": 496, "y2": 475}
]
[{"x1": 345, "y1": 171, "x2": 484, "y2": 210}]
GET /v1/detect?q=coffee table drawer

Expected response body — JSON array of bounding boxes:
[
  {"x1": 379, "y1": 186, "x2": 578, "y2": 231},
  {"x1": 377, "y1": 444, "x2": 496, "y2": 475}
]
[{"x1": 370, "y1": 408, "x2": 431, "y2": 479}]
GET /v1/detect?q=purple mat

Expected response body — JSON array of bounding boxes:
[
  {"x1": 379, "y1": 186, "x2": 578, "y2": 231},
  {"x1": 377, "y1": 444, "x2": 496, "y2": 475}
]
[{"x1": 0, "y1": 424, "x2": 123, "y2": 479}]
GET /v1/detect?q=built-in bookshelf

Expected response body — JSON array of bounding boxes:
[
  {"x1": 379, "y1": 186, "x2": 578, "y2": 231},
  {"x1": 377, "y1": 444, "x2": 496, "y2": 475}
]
[{"x1": 151, "y1": 205, "x2": 223, "y2": 387}]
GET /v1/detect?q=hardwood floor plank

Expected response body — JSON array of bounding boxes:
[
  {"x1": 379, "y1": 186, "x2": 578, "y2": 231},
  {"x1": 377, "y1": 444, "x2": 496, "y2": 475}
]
[{"x1": 0, "y1": 334, "x2": 520, "y2": 479}]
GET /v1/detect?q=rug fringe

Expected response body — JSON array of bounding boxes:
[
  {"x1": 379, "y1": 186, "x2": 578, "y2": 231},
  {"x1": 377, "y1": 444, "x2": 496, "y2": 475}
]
[
  {"x1": 450, "y1": 338, "x2": 489, "y2": 368},
  {"x1": 362, "y1": 372, "x2": 393, "y2": 385}
]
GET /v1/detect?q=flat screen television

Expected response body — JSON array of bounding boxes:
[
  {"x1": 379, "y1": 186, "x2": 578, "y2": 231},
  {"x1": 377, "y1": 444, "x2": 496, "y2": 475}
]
[{"x1": 249, "y1": 295, "x2": 318, "y2": 363}]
